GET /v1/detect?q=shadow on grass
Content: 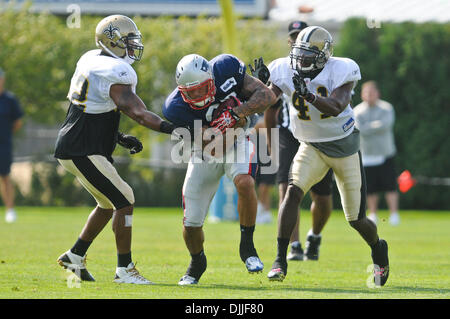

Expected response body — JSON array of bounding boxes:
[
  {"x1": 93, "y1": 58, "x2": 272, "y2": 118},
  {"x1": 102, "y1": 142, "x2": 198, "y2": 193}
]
[{"x1": 153, "y1": 283, "x2": 449, "y2": 296}]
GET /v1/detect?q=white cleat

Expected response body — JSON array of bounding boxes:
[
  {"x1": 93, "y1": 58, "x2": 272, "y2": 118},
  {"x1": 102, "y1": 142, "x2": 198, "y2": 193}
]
[
  {"x1": 178, "y1": 275, "x2": 199, "y2": 286},
  {"x1": 114, "y1": 262, "x2": 153, "y2": 285},
  {"x1": 389, "y1": 213, "x2": 400, "y2": 226},
  {"x1": 245, "y1": 256, "x2": 264, "y2": 273},
  {"x1": 256, "y1": 211, "x2": 272, "y2": 224},
  {"x1": 368, "y1": 213, "x2": 378, "y2": 225},
  {"x1": 57, "y1": 250, "x2": 95, "y2": 281},
  {"x1": 5, "y1": 209, "x2": 17, "y2": 223}
]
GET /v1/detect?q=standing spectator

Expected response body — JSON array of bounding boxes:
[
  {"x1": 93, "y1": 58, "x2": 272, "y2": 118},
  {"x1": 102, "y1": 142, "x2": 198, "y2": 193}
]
[
  {"x1": 0, "y1": 67, "x2": 23, "y2": 223},
  {"x1": 354, "y1": 81, "x2": 400, "y2": 226}
]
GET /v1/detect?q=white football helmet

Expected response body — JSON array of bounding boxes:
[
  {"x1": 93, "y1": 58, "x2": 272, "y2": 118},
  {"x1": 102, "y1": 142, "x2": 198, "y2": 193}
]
[
  {"x1": 290, "y1": 26, "x2": 333, "y2": 72},
  {"x1": 175, "y1": 54, "x2": 216, "y2": 109}
]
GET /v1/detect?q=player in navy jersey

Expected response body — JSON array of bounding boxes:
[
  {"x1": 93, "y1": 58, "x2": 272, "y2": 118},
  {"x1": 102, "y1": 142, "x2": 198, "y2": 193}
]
[{"x1": 163, "y1": 53, "x2": 276, "y2": 285}]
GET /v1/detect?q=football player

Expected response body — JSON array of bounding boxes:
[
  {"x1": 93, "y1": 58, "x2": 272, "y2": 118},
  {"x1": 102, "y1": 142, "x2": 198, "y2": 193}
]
[
  {"x1": 261, "y1": 26, "x2": 389, "y2": 286},
  {"x1": 215, "y1": 26, "x2": 389, "y2": 286},
  {"x1": 162, "y1": 53, "x2": 276, "y2": 285},
  {"x1": 251, "y1": 21, "x2": 333, "y2": 261},
  {"x1": 55, "y1": 15, "x2": 177, "y2": 284}
]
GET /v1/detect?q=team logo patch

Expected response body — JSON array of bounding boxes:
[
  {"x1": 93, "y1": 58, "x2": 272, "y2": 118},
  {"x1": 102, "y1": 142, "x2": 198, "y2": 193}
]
[
  {"x1": 222, "y1": 112, "x2": 233, "y2": 125},
  {"x1": 342, "y1": 117, "x2": 355, "y2": 132},
  {"x1": 103, "y1": 23, "x2": 120, "y2": 40},
  {"x1": 220, "y1": 77, "x2": 237, "y2": 92},
  {"x1": 200, "y1": 60, "x2": 209, "y2": 72}
]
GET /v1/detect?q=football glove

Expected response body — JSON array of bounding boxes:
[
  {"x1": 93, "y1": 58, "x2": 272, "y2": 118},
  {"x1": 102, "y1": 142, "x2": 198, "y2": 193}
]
[
  {"x1": 292, "y1": 73, "x2": 316, "y2": 103},
  {"x1": 249, "y1": 57, "x2": 270, "y2": 85},
  {"x1": 210, "y1": 107, "x2": 241, "y2": 134},
  {"x1": 117, "y1": 132, "x2": 143, "y2": 155}
]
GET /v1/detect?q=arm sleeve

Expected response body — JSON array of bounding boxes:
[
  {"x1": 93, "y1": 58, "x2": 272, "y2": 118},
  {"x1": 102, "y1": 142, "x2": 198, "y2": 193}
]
[
  {"x1": 333, "y1": 58, "x2": 361, "y2": 90},
  {"x1": 101, "y1": 63, "x2": 138, "y2": 99},
  {"x1": 268, "y1": 59, "x2": 292, "y2": 97},
  {"x1": 215, "y1": 54, "x2": 246, "y2": 93}
]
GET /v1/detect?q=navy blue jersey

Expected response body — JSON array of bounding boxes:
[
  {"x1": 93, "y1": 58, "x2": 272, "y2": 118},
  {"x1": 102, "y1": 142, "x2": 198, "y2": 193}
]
[
  {"x1": 163, "y1": 54, "x2": 246, "y2": 129},
  {"x1": 0, "y1": 91, "x2": 23, "y2": 153}
]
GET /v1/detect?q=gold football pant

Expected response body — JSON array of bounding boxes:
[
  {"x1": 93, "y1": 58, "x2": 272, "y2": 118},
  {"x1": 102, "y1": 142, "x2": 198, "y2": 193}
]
[{"x1": 290, "y1": 143, "x2": 366, "y2": 222}]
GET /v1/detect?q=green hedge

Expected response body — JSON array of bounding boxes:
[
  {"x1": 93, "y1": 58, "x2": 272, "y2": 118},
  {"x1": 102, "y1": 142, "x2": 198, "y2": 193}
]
[
  {"x1": 2, "y1": 6, "x2": 448, "y2": 209},
  {"x1": 1, "y1": 7, "x2": 286, "y2": 207},
  {"x1": 335, "y1": 19, "x2": 450, "y2": 210}
]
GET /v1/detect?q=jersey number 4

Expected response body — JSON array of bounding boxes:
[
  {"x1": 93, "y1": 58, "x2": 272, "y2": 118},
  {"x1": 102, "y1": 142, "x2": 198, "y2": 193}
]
[
  {"x1": 71, "y1": 76, "x2": 89, "y2": 104},
  {"x1": 293, "y1": 86, "x2": 331, "y2": 120}
]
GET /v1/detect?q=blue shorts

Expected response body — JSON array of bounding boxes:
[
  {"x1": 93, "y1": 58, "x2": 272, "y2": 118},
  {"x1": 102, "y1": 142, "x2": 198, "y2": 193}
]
[{"x1": 0, "y1": 151, "x2": 12, "y2": 176}]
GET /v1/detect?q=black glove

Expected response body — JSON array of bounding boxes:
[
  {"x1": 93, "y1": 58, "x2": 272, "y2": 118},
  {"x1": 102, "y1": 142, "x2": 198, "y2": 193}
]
[
  {"x1": 292, "y1": 73, "x2": 316, "y2": 103},
  {"x1": 248, "y1": 57, "x2": 270, "y2": 85},
  {"x1": 117, "y1": 132, "x2": 143, "y2": 154}
]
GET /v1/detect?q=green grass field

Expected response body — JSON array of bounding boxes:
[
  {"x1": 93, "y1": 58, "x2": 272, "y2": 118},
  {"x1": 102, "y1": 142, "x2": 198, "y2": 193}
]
[{"x1": 0, "y1": 207, "x2": 449, "y2": 299}]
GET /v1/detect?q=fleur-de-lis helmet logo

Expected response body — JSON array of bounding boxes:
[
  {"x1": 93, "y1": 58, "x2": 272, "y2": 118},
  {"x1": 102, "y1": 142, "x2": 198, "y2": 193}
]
[{"x1": 103, "y1": 23, "x2": 120, "y2": 40}]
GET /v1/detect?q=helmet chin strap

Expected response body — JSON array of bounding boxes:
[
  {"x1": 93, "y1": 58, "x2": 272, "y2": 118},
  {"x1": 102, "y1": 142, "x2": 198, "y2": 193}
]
[{"x1": 193, "y1": 96, "x2": 213, "y2": 108}]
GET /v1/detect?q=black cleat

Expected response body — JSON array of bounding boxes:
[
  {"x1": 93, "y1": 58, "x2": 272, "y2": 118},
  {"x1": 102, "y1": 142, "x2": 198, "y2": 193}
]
[
  {"x1": 371, "y1": 239, "x2": 389, "y2": 286},
  {"x1": 287, "y1": 242, "x2": 304, "y2": 261},
  {"x1": 179, "y1": 251, "x2": 207, "y2": 285},
  {"x1": 57, "y1": 250, "x2": 95, "y2": 281},
  {"x1": 303, "y1": 235, "x2": 321, "y2": 261}
]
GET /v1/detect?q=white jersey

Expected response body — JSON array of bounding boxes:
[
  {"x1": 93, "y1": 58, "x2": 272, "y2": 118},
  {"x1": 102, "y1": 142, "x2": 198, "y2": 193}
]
[
  {"x1": 67, "y1": 49, "x2": 137, "y2": 114},
  {"x1": 268, "y1": 56, "x2": 361, "y2": 143}
]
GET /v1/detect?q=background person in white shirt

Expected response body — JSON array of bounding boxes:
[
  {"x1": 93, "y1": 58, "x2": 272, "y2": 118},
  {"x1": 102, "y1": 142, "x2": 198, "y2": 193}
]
[{"x1": 354, "y1": 81, "x2": 400, "y2": 226}]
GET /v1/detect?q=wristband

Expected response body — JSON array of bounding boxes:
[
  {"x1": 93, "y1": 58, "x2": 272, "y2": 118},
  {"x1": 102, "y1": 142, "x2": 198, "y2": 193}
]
[
  {"x1": 160, "y1": 121, "x2": 176, "y2": 135},
  {"x1": 305, "y1": 93, "x2": 316, "y2": 104},
  {"x1": 229, "y1": 108, "x2": 241, "y2": 122}
]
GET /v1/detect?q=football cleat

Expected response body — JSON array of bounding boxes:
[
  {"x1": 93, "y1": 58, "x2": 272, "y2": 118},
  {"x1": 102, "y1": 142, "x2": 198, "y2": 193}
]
[
  {"x1": 256, "y1": 211, "x2": 272, "y2": 224},
  {"x1": 57, "y1": 250, "x2": 95, "y2": 281},
  {"x1": 5, "y1": 209, "x2": 17, "y2": 223},
  {"x1": 303, "y1": 235, "x2": 321, "y2": 261},
  {"x1": 371, "y1": 239, "x2": 389, "y2": 286},
  {"x1": 178, "y1": 275, "x2": 199, "y2": 286},
  {"x1": 245, "y1": 256, "x2": 264, "y2": 273},
  {"x1": 389, "y1": 213, "x2": 400, "y2": 226},
  {"x1": 368, "y1": 212, "x2": 378, "y2": 225},
  {"x1": 287, "y1": 242, "x2": 304, "y2": 261},
  {"x1": 267, "y1": 259, "x2": 287, "y2": 281},
  {"x1": 114, "y1": 262, "x2": 153, "y2": 285},
  {"x1": 267, "y1": 268, "x2": 286, "y2": 282}
]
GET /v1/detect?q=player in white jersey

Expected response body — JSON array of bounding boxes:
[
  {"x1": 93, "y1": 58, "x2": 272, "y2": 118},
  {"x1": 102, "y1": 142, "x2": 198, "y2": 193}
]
[
  {"x1": 254, "y1": 21, "x2": 334, "y2": 261},
  {"x1": 55, "y1": 15, "x2": 177, "y2": 284},
  {"x1": 263, "y1": 26, "x2": 389, "y2": 286}
]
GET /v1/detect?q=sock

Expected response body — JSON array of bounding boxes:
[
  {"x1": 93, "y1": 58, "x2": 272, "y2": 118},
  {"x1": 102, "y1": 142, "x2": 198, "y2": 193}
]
[
  {"x1": 70, "y1": 237, "x2": 92, "y2": 257},
  {"x1": 239, "y1": 225, "x2": 257, "y2": 262},
  {"x1": 117, "y1": 252, "x2": 132, "y2": 268},
  {"x1": 370, "y1": 238, "x2": 381, "y2": 251},
  {"x1": 276, "y1": 237, "x2": 290, "y2": 261},
  {"x1": 187, "y1": 250, "x2": 207, "y2": 280},
  {"x1": 307, "y1": 229, "x2": 321, "y2": 238}
]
